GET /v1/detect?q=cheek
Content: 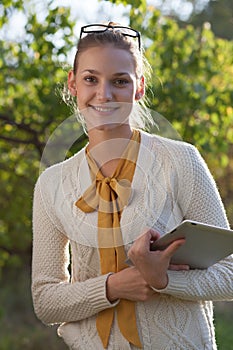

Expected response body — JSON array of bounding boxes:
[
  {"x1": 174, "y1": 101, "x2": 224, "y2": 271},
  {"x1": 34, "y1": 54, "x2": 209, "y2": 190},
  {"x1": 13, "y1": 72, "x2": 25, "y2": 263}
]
[
  {"x1": 117, "y1": 87, "x2": 136, "y2": 102},
  {"x1": 76, "y1": 89, "x2": 89, "y2": 108}
]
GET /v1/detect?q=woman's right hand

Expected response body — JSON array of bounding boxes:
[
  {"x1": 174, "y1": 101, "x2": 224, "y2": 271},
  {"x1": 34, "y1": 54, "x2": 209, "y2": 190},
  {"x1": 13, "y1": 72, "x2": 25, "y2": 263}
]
[{"x1": 106, "y1": 266, "x2": 156, "y2": 303}]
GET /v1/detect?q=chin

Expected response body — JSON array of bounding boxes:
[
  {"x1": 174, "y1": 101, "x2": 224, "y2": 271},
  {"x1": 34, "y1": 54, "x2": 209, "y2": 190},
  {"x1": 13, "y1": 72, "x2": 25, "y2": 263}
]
[{"x1": 92, "y1": 123, "x2": 120, "y2": 132}]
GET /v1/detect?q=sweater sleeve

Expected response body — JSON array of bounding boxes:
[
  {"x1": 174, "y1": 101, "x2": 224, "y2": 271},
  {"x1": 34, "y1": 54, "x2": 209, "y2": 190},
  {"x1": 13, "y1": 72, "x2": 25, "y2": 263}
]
[
  {"x1": 181, "y1": 145, "x2": 229, "y2": 228},
  {"x1": 152, "y1": 144, "x2": 233, "y2": 301},
  {"x1": 31, "y1": 176, "x2": 118, "y2": 325}
]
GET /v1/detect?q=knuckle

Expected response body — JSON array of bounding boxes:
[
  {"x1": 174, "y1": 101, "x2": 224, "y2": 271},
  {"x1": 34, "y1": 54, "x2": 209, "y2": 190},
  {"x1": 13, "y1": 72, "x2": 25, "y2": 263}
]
[
  {"x1": 139, "y1": 293, "x2": 148, "y2": 301},
  {"x1": 139, "y1": 286, "x2": 153, "y2": 301}
]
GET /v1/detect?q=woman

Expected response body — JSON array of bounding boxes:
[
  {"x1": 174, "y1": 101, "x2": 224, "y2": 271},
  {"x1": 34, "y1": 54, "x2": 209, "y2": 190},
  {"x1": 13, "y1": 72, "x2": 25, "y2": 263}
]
[{"x1": 32, "y1": 22, "x2": 233, "y2": 350}]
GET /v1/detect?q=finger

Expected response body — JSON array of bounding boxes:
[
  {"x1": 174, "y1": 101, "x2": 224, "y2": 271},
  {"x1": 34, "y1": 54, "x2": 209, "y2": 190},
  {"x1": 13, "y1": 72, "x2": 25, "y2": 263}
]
[
  {"x1": 169, "y1": 264, "x2": 190, "y2": 271},
  {"x1": 129, "y1": 229, "x2": 161, "y2": 261},
  {"x1": 134, "y1": 229, "x2": 160, "y2": 249},
  {"x1": 163, "y1": 238, "x2": 185, "y2": 258},
  {"x1": 137, "y1": 227, "x2": 160, "y2": 240},
  {"x1": 148, "y1": 229, "x2": 161, "y2": 241},
  {"x1": 136, "y1": 227, "x2": 151, "y2": 239},
  {"x1": 141, "y1": 230, "x2": 161, "y2": 253}
]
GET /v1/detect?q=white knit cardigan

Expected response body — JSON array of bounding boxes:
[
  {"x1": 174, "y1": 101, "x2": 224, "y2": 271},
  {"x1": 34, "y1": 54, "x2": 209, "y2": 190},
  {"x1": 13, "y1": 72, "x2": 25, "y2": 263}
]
[{"x1": 32, "y1": 131, "x2": 233, "y2": 350}]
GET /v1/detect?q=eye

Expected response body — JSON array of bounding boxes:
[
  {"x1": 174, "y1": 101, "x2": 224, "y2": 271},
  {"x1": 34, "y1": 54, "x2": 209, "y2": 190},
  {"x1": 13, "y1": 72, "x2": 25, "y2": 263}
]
[
  {"x1": 114, "y1": 78, "x2": 130, "y2": 86},
  {"x1": 84, "y1": 76, "x2": 97, "y2": 84}
]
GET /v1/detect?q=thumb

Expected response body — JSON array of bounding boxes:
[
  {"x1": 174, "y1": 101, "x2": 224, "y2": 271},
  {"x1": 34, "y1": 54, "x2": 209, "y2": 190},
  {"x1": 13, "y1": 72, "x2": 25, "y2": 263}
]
[{"x1": 163, "y1": 238, "x2": 185, "y2": 259}]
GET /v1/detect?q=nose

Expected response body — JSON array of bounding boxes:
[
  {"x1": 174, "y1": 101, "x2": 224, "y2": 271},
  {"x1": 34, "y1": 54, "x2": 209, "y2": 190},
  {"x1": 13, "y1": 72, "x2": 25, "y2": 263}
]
[{"x1": 96, "y1": 81, "x2": 113, "y2": 102}]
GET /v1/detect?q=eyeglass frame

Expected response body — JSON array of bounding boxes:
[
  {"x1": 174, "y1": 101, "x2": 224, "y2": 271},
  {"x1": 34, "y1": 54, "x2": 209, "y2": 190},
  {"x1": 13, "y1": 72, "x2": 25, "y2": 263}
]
[{"x1": 79, "y1": 23, "x2": 141, "y2": 51}]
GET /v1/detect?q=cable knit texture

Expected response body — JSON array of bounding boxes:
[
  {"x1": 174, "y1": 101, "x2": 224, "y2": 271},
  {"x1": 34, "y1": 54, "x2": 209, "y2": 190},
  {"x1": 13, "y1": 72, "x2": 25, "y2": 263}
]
[{"x1": 32, "y1": 131, "x2": 233, "y2": 350}]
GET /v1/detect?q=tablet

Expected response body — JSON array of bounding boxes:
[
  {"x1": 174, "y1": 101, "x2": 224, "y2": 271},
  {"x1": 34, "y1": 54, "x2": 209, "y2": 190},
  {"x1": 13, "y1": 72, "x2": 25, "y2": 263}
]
[{"x1": 149, "y1": 220, "x2": 233, "y2": 269}]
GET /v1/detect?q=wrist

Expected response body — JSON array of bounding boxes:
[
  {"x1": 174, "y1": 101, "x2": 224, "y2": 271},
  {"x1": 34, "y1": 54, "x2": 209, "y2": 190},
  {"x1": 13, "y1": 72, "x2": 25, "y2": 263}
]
[
  {"x1": 106, "y1": 273, "x2": 119, "y2": 303},
  {"x1": 150, "y1": 274, "x2": 168, "y2": 291}
]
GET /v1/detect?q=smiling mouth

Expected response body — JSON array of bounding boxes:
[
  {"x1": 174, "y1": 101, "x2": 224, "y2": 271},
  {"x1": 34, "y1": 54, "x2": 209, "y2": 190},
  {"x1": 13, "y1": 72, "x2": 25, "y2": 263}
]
[{"x1": 89, "y1": 104, "x2": 119, "y2": 113}]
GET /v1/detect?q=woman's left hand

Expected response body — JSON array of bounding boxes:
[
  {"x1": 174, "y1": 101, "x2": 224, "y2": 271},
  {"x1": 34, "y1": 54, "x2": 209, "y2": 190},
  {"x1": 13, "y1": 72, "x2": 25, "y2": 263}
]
[{"x1": 127, "y1": 229, "x2": 188, "y2": 290}]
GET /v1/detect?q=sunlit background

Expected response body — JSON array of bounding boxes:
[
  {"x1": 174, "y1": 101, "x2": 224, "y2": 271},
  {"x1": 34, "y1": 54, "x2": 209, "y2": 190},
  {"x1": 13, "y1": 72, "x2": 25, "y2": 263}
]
[{"x1": 0, "y1": 0, "x2": 232, "y2": 348}]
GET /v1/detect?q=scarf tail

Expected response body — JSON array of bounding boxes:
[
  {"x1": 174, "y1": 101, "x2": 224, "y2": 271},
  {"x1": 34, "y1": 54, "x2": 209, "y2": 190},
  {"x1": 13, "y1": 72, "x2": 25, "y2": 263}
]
[
  {"x1": 117, "y1": 299, "x2": 142, "y2": 348},
  {"x1": 96, "y1": 308, "x2": 114, "y2": 349}
]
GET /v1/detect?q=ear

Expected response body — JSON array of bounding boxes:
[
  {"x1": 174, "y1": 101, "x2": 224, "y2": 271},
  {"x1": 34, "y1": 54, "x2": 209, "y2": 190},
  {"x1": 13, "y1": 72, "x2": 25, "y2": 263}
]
[
  {"x1": 68, "y1": 70, "x2": 77, "y2": 96},
  {"x1": 135, "y1": 75, "x2": 145, "y2": 101}
]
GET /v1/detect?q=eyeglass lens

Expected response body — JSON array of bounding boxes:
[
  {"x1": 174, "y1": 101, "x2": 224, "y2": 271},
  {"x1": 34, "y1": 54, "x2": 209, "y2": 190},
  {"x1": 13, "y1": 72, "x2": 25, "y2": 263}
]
[{"x1": 80, "y1": 24, "x2": 141, "y2": 50}]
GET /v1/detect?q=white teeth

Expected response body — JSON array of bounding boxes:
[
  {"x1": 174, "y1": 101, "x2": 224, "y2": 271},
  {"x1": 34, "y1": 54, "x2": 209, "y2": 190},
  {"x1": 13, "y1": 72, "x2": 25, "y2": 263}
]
[{"x1": 92, "y1": 106, "x2": 115, "y2": 112}]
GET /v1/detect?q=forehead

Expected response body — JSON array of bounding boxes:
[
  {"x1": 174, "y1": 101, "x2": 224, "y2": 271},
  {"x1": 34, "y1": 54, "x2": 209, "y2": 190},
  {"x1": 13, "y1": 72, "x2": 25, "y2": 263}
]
[{"x1": 76, "y1": 45, "x2": 136, "y2": 75}]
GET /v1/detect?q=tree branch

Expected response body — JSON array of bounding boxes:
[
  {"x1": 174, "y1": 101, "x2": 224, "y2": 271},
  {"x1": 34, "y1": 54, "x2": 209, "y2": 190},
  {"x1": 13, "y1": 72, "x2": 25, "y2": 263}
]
[
  {"x1": 0, "y1": 113, "x2": 39, "y2": 136},
  {"x1": 0, "y1": 134, "x2": 39, "y2": 145},
  {"x1": 0, "y1": 113, "x2": 47, "y2": 156}
]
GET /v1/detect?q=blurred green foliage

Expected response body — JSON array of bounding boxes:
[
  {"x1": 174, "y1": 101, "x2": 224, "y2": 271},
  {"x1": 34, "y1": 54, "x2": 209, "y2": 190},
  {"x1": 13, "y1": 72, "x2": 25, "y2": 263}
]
[
  {"x1": 188, "y1": 0, "x2": 233, "y2": 40},
  {"x1": 0, "y1": 267, "x2": 67, "y2": 349},
  {"x1": 1, "y1": 0, "x2": 233, "y2": 277},
  {"x1": 0, "y1": 0, "x2": 80, "y2": 270},
  {"x1": 129, "y1": 5, "x2": 233, "y2": 161},
  {"x1": 0, "y1": 0, "x2": 233, "y2": 347},
  {"x1": 1, "y1": 0, "x2": 233, "y2": 280}
]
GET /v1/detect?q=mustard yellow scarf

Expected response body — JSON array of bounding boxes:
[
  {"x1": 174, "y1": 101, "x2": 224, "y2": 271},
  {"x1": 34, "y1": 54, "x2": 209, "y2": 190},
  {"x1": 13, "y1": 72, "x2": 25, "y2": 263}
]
[{"x1": 75, "y1": 129, "x2": 142, "y2": 349}]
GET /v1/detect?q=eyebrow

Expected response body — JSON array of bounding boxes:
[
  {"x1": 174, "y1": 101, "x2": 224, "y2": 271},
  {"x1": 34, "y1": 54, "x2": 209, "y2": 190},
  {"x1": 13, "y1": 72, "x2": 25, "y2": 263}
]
[{"x1": 81, "y1": 69, "x2": 131, "y2": 76}]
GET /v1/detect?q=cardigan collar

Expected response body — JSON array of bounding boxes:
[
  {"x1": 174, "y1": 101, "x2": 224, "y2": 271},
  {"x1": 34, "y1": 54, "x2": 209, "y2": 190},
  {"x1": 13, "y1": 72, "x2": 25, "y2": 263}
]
[
  {"x1": 79, "y1": 130, "x2": 153, "y2": 195},
  {"x1": 77, "y1": 131, "x2": 167, "y2": 246}
]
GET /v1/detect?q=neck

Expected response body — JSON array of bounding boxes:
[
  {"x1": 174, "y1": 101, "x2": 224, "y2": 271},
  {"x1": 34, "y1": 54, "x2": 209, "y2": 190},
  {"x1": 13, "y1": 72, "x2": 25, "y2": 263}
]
[
  {"x1": 87, "y1": 124, "x2": 133, "y2": 150},
  {"x1": 87, "y1": 125, "x2": 133, "y2": 173}
]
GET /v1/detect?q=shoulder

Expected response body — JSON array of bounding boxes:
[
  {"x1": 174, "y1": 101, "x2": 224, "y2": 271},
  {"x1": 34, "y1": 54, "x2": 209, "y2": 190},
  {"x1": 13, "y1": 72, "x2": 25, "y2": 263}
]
[
  {"x1": 35, "y1": 147, "x2": 86, "y2": 190},
  {"x1": 139, "y1": 131, "x2": 212, "y2": 184},
  {"x1": 140, "y1": 130, "x2": 201, "y2": 164}
]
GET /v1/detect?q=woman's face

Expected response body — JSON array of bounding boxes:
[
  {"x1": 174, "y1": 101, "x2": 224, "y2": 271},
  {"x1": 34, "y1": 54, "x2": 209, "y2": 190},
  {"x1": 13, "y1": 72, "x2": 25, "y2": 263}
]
[{"x1": 68, "y1": 45, "x2": 144, "y2": 131}]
